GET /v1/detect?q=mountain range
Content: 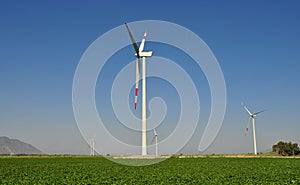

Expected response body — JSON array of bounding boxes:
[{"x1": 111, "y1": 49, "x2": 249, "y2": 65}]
[{"x1": 0, "y1": 136, "x2": 42, "y2": 155}]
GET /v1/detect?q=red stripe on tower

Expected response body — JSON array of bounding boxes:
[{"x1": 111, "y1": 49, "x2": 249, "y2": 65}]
[
  {"x1": 134, "y1": 103, "x2": 137, "y2": 110},
  {"x1": 135, "y1": 88, "x2": 139, "y2": 96}
]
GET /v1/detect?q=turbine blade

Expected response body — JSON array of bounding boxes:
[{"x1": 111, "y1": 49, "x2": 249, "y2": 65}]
[
  {"x1": 245, "y1": 117, "x2": 251, "y2": 136},
  {"x1": 243, "y1": 105, "x2": 252, "y2": 115},
  {"x1": 154, "y1": 129, "x2": 157, "y2": 136},
  {"x1": 138, "y1": 57, "x2": 140, "y2": 73},
  {"x1": 139, "y1": 31, "x2": 147, "y2": 52},
  {"x1": 254, "y1": 110, "x2": 266, "y2": 115},
  {"x1": 151, "y1": 136, "x2": 155, "y2": 144},
  {"x1": 134, "y1": 58, "x2": 140, "y2": 110},
  {"x1": 125, "y1": 23, "x2": 140, "y2": 57}
]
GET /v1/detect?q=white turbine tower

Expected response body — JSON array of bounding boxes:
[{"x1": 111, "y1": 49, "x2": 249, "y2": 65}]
[
  {"x1": 243, "y1": 104, "x2": 265, "y2": 155},
  {"x1": 151, "y1": 129, "x2": 158, "y2": 156},
  {"x1": 125, "y1": 23, "x2": 152, "y2": 156}
]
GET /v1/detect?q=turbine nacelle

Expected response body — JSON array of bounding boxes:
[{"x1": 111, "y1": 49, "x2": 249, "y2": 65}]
[{"x1": 135, "y1": 51, "x2": 153, "y2": 58}]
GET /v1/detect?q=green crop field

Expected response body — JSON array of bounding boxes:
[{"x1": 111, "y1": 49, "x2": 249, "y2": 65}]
[{"x1": 0, "y1": 156, "x2": 299, "y2": 184}]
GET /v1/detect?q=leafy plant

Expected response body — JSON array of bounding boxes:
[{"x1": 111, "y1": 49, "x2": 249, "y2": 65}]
[{"x1": 0, "y1": 157, "x2": 299, "y2": 184}]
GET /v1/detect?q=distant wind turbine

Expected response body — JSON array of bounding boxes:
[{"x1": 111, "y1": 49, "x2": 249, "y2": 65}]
[
  {"x1": 90, "y1": 136, "x2": 95, "y2": 156},
  {"x1": 151, "y1": 129, "x2": 158, "y2": 156},
  {"x1": 243, "y1": 103, "x2": 266, "y2": 155}
]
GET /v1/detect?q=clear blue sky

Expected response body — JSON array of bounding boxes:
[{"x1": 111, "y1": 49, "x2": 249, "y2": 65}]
[{"x1": 0, "y1": 0, "x2": 299, "y2": 154}]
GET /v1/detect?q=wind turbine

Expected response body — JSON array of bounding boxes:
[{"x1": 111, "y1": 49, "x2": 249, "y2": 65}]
[
  {"x1": 151, "y1": 129, "x2": 158, "y2": 156},
  {"x1": 125, "y1": 23, "x2": 152, "y2": 155},
  {"x1": 90, "y1": 136, "x2": 95, "y2": 156},
  {"x1": 243, "y1": 103, "x2": 265, "y2": 155}
]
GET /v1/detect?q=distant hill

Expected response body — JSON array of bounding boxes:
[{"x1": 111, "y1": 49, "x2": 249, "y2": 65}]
[{"x1": 0, "y1": 136, "x2": 42, "y2": 155}]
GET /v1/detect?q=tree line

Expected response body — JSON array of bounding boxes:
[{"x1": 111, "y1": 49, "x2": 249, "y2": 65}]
[{"x1": 272, "y1": 141, "x2": 300, "y2": 156}]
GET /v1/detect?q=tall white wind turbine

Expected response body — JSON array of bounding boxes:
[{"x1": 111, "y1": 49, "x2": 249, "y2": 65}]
[
  {"x1": 125, "y1": 23, "x2": 152, "y2": 155},
  {"x1": 243, "y1": 104, "x2": 265, "y2": 155},
  {"x1": 151, "y1": 129, "x2": 158, "y2": 156}
]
